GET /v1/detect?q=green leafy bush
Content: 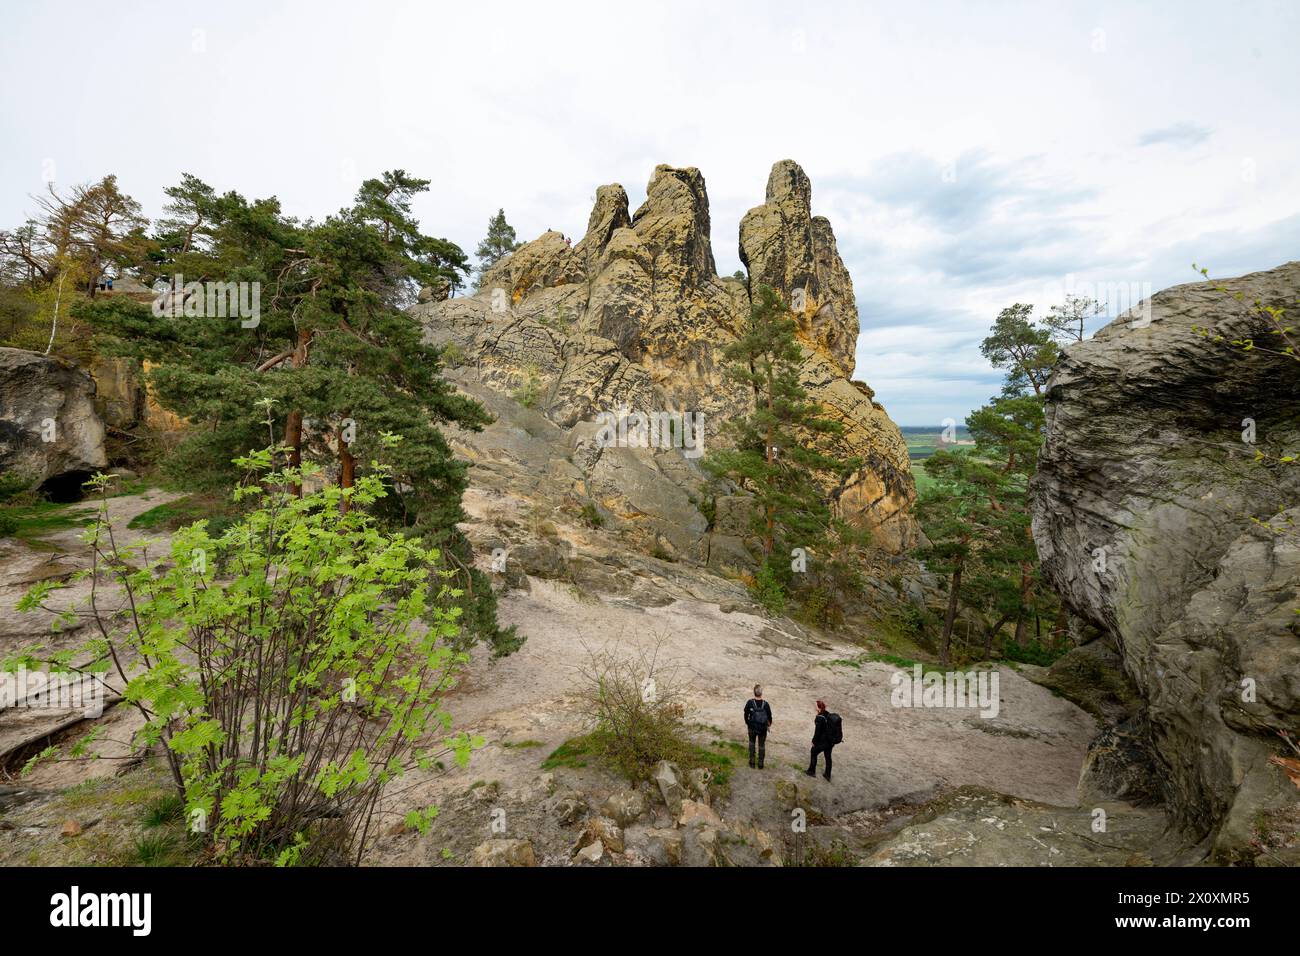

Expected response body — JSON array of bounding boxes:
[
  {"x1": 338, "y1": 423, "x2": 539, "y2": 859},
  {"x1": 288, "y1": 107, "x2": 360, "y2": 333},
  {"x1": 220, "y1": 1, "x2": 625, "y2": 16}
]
[
  {"x1": 749, "y1": 562, "x2": 787, "y2": 615},
  {"x1": 0, "y1": 471, "x2": 35, "y2": 502},
  {"x1": 13, "y1": 449, "x2": 479, "y2": 866},
  {"x1": 999, "y1": 636, "x2": 1066, "y2": 666},
  {"x1": 439, "y1": 340, "x2": 467, "y2": 367}
]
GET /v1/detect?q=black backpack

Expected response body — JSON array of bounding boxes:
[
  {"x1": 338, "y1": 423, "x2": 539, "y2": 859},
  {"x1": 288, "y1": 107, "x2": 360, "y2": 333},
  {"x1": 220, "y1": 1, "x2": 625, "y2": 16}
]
[
  {"x1": 824, "y1": 712, "x2": 843, "y2": 745},
  {"x1": 747, "y1": 700, "x2": 770, "y2": 732}
]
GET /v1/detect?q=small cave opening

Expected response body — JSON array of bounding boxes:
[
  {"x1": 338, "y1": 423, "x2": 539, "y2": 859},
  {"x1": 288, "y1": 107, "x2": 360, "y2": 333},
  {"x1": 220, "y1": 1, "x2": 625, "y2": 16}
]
[{"x1": 37, "y1": 470, "x2": 95, "y2": 504}]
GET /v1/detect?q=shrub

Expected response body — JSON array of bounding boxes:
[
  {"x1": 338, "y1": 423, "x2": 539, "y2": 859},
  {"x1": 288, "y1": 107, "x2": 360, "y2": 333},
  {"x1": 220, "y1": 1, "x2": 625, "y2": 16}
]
[
  {"x1": 892, "y1": 601, "x2": 925, "y2": 637},
  {"x1": 512, "y1": 365, "x2": 542, "y2": 408},
  {"x1": 576, "y1": 639, "x2": 694, "y2": 782},
  {"x1": 794, "y1": 584, "x2": 843, "y2": 629},
  {"x1": 13, "y1": 449, "x2": 478, "y2": 866},
  {"x1": 749, "y1": 563, "x2": 787, "y2": 615},
  {"x1": 0, "y1": 471, "x2": 34, "y2": 503},
  {"x1": 999, "y1": 636, "x2": 1066, "y2": 666},
  {"x1": 439, "y1": 340, "x2": 467, "y2": 367}
]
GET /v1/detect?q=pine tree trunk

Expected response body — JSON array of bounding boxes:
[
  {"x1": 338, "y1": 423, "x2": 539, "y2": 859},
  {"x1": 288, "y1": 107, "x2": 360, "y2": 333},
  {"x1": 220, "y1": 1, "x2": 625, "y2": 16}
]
[
  {"x1": 1015, "y1": 560, "x2": 1032, "y2": 646},
  {"x1": 286, "y1": 327, "x2": 313, "y2": 495},
  {"x1": 983, "y1": 611, "x2": 1013, "y2": 659},
  {"x1": 285, "y1": 409, "x2": 303, "y2": 477},
  {"x1": 763, "y1": 373, "x2": 775, "y2": 559},
  {"x1": 941, "y1": 561, "x2": 962, "y2": 668},
  {"x1": 1052, "y1": 607, "x2": 1071, "y2": 648},
  {"x1": 339, "y1": 423, "x2": 356, "y2": 514}
]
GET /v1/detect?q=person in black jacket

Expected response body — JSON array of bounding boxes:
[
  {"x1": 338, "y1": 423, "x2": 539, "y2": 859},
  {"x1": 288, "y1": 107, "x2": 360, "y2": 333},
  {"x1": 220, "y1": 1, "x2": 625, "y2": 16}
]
[
  {"x1": 805, "y1": 699, "x2": 833, "y2": 780},
  {"x1": 743, "y1": 685, "x2": 773, "y2": 769}
]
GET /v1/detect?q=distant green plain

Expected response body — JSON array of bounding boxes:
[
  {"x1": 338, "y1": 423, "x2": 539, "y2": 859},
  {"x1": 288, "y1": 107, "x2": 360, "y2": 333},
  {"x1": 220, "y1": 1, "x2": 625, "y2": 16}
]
[{"x1": 901, "y1": 425, "x2": 972, "y2": 494}]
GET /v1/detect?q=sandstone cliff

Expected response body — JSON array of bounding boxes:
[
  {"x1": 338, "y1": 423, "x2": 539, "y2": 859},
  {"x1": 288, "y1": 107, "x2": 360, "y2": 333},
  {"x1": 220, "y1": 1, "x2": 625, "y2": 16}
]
[
  {"x1": 1031, "y1": 261, "x2": 1300, "y2": 859},
  {"x1": 414, "y1": 161, "x2": 916, "y2": 556}
]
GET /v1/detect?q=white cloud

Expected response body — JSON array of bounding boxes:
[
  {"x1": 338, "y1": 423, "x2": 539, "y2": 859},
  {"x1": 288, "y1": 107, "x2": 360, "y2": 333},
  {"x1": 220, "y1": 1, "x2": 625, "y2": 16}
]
[{"x1": 1, "y1": 0, "x2": 1296, "y2": 424}]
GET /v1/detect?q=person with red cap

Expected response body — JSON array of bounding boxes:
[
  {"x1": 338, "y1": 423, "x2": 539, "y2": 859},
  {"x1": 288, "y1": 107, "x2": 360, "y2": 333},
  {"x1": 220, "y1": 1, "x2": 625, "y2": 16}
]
[{"x1": 805, "y1": 699, "x2": 835, "y2": 780}]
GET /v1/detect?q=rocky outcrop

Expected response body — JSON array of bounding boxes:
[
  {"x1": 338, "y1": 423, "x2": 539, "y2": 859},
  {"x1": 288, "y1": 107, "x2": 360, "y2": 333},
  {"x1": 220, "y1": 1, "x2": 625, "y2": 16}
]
[
  {"x1": 861, "y1": 786, "x2": 1194, "y2": 867},
  {"x1": 1031, "y1": 261, "x2": 1300, "y2": 858},
  {"x1": 416, "y1": 161, "x2": 916, "y2": 553},
  {"x1": 0, "y1": 347, "x2": 108, "y2": 497},
  {"x1": 89, "y1": 357, "x2": 184, "y2": 434},
  {"x1": 740, "y1": 159, "x2": 859, "y2": 377}
]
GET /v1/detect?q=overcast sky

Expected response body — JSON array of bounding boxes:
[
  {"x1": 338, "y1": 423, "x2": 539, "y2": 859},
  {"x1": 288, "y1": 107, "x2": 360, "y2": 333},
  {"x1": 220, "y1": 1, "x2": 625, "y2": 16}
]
[{"x1": 2, "y1": 1, "x2": 1296, "y2": 424}]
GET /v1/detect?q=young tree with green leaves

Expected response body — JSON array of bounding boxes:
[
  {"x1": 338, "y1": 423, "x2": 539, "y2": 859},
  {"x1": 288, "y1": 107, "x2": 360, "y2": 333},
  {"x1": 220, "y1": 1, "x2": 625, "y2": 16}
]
[{"x1": 13, "y1": 449, "x2": 478, "y2": 865}]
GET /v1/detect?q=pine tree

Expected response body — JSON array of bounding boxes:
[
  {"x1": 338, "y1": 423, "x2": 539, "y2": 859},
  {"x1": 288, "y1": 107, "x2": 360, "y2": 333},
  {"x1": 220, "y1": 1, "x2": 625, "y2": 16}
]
[
  {"x1": 472, "y1": 208, "x2": 521, "y2": 289},
  {"x1": 705, "y1": 285, "x2": 858, "y2": 610},
  {"x1": 914, "y1": 451, "x2": 1006, "y2": 666},
  {"x1": 1042, "y1": 294, "x2": 1104, "y2": 345},
  {"x1": 980, "y1": 303, "x2": 1058, "y2": 397},
  {"x1": 918, "y1": 306, "x2": 1061, "y2": 664},
  {"x1": 79, "y1": 170, "x2": 518, "y2": 655}
]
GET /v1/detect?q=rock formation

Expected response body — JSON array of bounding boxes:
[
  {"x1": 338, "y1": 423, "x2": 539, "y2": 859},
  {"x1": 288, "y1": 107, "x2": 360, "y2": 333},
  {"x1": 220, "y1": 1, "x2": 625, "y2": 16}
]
[
  {"x1": 0, "y1": 348, "x2": 108, "y2": 498},
  {"x1": 740, "y1": 160, "x2": 859, "y2": 376},
  {"x1": 1031, "y1": 261, "x2": 1300, "y2": 858},
  {"x1": 415, "y1": 161, "x2": 917, "y2": 555}
]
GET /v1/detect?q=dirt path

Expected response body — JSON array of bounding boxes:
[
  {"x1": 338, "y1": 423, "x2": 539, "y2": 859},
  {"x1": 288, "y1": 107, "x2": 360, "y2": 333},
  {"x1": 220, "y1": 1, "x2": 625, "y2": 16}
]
[
  {"x1": 369, "y1": 576, "x2": 1098, "y2": 858},
  {"x1": 0, "y1": 489, "x2": 181, "y2": 788},
  {"x1": 2, "y1": 488, "x2": 1103, "y2": 862}
]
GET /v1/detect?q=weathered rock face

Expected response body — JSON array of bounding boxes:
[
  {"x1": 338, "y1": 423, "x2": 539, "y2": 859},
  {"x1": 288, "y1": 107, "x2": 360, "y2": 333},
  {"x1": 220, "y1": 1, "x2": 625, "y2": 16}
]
[
  {"x1": 1031, "y1": 261, "x2": 1300, "y2": 857},
  {"x1": 0, "y1": 348, "x2": 108, "y2": 497},
  {"x1": 740, "y1": 159, "x2": 859, "y2": 377},
  {"x1": 418, "y1": 160, "x2": 916, "y2": 552},
  {"x1": 89, "y1": 357, "x2": 184, "y2": 434},
  {"x1": 861, "y1": 786, "x2": 1196, "y2": 867}
]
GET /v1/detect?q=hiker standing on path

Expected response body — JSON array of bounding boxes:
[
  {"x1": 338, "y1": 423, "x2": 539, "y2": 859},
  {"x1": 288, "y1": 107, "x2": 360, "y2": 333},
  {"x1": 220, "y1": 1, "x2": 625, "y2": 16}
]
[
  {"x1": 743, "y1": 685, "x2": 773, "y2": 769},
  {"x1": 806, "y1": 699, "x2": 839, "y2": 780}
]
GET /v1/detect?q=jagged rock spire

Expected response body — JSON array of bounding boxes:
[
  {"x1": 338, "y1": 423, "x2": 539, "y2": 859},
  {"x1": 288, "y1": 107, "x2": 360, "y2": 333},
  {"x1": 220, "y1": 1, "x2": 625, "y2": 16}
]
[{"x1": 739, "y1": 159, "x2": 859, "y2": 377}]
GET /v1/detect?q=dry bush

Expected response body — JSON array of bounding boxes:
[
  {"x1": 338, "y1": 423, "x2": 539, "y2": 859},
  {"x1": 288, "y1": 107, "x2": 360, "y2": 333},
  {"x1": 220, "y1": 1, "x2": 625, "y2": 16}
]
[{"x1": 575, "y1": 636, "x2": 694, "y2": 782}]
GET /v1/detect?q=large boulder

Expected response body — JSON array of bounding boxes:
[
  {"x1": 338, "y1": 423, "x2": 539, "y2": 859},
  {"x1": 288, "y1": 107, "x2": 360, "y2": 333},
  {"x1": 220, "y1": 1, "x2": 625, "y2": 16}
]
[
  {"x1": 0, "y1": 348, "x2": 108, "y2": 497},
  {"x1": 1031, "y1": 260, "x2": 1300, "y2": 859},
  {"x1": 652, "y1": 759, "x2": 685, "y2": 817},
  {"x1": 417, "y1": 161, "x2": 917, "y2": 552}
]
